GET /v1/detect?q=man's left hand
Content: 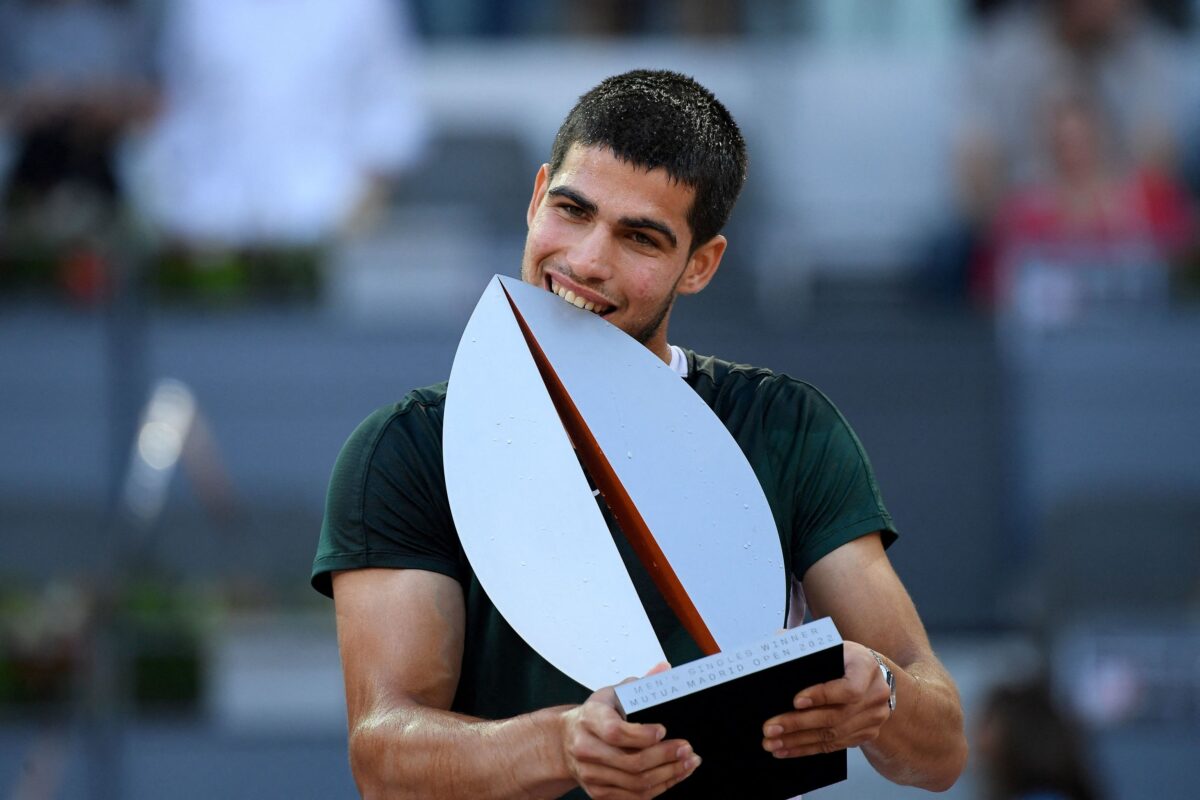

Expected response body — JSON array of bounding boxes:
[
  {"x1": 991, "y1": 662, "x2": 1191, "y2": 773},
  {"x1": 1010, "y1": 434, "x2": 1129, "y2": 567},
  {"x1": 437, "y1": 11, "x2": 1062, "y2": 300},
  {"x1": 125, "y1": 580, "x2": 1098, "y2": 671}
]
[{"x1": 760, "y1": 641, "x2": 892, "y2": 758}]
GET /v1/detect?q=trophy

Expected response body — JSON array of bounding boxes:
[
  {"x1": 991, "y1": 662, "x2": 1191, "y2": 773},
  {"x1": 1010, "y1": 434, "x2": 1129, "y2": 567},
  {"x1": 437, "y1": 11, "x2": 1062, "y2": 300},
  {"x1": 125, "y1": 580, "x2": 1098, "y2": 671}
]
[{"x1": 443, "y1": 275, "x2": 845, "y2": 797}]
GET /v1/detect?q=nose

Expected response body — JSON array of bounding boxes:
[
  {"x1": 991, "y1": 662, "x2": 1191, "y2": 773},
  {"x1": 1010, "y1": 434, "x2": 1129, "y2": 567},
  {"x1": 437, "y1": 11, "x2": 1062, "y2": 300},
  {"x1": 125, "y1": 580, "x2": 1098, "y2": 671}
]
[{"x1": 565, "y1": 226, "x2": 614, "y2": 282}]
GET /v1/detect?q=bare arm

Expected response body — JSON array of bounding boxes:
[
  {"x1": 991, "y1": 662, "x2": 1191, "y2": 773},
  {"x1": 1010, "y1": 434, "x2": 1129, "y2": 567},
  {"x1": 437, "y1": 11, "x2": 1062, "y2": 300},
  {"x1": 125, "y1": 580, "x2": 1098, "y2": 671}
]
[
  {"x1": 762, "y1": 534, "x2": 968, "y2": 791},
  {"x1": 333, "y1": 568, "x2": 699, "y2": 799}
]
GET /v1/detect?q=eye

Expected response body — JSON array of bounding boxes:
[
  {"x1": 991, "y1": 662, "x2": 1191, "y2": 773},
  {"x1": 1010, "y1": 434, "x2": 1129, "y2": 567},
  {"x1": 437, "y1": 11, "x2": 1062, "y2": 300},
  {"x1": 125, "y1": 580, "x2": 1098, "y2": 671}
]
[
  {"x1": 629, "y1": 231, "x2": 658, "y2": 247},
  {"x1": 560, "y1": 203, "x2": 586, "y2": 219}
]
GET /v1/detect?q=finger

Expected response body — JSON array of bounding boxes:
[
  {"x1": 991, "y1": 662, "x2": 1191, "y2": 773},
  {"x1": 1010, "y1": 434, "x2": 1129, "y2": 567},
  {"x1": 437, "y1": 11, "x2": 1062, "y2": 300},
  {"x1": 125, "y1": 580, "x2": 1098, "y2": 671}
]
[
  {"x1": 765, "y1": 706, "x2": 876, "y2": 741},
  {"x1": 796, "y1": 677, "x2": 864, "y2": 708},
  {"x1": 763, "y1": 723, "x2": 842, "y2": 757},
  {"x1": 577, "y1": 739, "x2": 692, "y2": 777},
  {"x1": 582, "y1": 691, "x2": 667, "y2": 748},
  {"x1": 585, "y1": 711, "x2": 667, "y2": 749},
  {"x1": 764, "y1": 710, "x2": 888, "y2": 757},
  {"x1": 773, "y1": 721, "x2": 867, "y2": 751},
  {"x1": 762, "y1": 715, "x2": 838, "y2": 756},
  {"x1": 589, "y1": 717, "x2": 667, "y2": 749},
  {"x1": 766, "y1": 729, "x2": 874, "y2": 759},
  {"x1": 763, "y1": 706, "x2": 846, "y2": 737},
  {"x1": 575, "y1": 747, "x2": 702, "y2": 798},
  {"x1": 612, "y1": 740, "x2": 694, "y2": 776},
  {"x1": 638, "y1": 751, "x2": 703, "y2": 797}
]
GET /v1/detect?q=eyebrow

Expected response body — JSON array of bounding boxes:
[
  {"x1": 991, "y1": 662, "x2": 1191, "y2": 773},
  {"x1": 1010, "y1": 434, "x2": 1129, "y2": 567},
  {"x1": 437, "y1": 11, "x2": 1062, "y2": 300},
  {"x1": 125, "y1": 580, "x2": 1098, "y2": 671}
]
[
  {"x1": 547, "y1": 186, "x2": 597, "y2": 215},
  {"x1": 547, "y1": 186, "x2": 678, "y2": 250},
  {"x1": 618, "y1": 215, "x2": 678, "y2": 250}
]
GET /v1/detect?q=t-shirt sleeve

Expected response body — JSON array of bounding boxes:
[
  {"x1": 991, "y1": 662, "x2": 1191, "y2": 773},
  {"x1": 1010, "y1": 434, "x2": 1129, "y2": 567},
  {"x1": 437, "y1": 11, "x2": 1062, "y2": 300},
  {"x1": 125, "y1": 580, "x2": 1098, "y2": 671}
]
[
  {"x1": 311, "y1": 395, "x2": 463, "y2": 598},
  {"x1": 764, "y1": 379, "x2": 898, "y2": 579}
]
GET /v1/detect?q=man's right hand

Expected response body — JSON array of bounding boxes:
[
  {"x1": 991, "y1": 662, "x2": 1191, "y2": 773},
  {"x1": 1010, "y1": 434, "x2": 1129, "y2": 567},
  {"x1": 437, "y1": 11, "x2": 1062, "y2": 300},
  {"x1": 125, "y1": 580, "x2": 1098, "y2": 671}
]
[{"x1": 560, "y1": 684, "x2": 701, "y2": 800}]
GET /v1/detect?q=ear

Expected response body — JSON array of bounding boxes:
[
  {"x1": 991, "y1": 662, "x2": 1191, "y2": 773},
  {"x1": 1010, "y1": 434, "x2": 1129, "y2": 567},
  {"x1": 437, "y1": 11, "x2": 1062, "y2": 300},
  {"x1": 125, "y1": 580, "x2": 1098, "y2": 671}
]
[
  {"x1": 676, "y1": 235, "x2": 727, "y2": 296},
  {"x1": 527, "y1": 163, "x2": 551, "y2": 227}
]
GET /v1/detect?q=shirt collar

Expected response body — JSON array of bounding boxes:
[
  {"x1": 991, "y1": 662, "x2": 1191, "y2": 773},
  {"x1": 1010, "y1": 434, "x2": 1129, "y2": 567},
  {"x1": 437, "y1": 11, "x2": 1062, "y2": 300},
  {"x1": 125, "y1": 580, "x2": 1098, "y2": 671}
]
[{"x1": 668, "y1": 344, "x2": 688, "y2": 378}]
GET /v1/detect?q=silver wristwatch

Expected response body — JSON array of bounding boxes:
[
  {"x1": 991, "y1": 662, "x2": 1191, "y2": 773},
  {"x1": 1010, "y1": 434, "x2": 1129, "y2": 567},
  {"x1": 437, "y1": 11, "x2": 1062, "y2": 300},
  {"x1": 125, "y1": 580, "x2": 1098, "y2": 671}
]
[{"x1": 869, "y1": 650, "x2": 896, "y2": 714}]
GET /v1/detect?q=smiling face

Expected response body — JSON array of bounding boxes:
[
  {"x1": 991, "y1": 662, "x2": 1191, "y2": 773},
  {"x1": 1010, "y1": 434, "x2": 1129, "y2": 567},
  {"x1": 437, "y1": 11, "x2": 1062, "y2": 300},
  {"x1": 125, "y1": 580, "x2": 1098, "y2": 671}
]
[{"x1": 520, "y1": 145, "x2": 726, "y2": 362}]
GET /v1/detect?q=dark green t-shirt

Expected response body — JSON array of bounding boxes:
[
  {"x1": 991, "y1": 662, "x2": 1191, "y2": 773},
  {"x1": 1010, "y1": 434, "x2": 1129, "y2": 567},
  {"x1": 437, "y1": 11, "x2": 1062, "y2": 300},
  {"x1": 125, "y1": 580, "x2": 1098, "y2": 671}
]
[{"x1": 312, "y1": 347, "x2": 897, "y2": 728}]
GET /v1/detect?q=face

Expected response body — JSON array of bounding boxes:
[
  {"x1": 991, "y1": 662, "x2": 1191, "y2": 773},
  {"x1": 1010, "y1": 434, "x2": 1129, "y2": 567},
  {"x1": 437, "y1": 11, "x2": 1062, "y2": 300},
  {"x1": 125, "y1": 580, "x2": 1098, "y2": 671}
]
[{"x1": 520, "y1": 144, "x2": 726, "y2": 362}]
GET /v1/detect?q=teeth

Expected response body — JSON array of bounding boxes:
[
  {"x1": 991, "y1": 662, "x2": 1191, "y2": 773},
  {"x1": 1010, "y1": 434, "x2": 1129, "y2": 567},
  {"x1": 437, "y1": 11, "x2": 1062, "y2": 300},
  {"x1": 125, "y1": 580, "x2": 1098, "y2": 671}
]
[{"x1": 550, "y1": 277, "x2": 609, "y2": 315}]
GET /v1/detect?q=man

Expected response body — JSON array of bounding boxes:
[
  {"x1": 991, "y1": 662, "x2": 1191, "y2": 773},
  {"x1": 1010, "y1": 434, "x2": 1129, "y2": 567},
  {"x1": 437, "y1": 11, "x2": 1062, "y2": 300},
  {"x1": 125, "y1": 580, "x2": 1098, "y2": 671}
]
[{"x1": 313, "y1": 70, "x2": 967, "y2": 799}]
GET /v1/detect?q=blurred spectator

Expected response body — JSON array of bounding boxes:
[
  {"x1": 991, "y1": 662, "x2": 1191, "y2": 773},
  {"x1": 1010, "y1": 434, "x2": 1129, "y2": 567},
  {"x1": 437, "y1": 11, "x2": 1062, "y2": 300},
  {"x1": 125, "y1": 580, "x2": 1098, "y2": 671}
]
[
  {"x1": 0, "y1": 0, "x2": 159, "y2": 300},
  {"x1": 935, "y1": 0, "x2": 1189, "y2": 301},
  {"x1": 959, "y1": 0, "x2": 1181, "y2": 217},
  {"x1": 974, "y1": 84, "x2": 1195, "y2": 312},
  {"x1": 564, "y1": 0, "x2": 741, "y2": 36},
  {"x1": 410, "y1": 0, "x2": 742, "y2": 38},
  {"x1": 128, "y1": 0, "x2": 426, "y2": 295},
  {"x1": 976, "y1": 679, "x2": 1103, "y2": 800}
]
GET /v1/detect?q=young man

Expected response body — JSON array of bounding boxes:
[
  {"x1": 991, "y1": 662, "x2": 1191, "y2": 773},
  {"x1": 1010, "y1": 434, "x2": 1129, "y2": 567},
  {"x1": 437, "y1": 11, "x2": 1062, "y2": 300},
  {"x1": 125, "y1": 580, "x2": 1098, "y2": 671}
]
[{"x1": 313, "y1": 70, "x2": 967, "y2": 799}]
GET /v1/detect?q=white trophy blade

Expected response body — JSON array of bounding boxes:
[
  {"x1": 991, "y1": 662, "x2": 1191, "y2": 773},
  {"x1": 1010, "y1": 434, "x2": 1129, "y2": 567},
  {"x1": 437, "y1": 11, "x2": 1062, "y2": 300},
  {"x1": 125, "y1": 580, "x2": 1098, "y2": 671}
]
[
  {"x1": 498, "y1": 276, "x2": 787, "y2": 649},
  {"x1": 444, "y1": 275, "x2": 666, "y2": 690}
]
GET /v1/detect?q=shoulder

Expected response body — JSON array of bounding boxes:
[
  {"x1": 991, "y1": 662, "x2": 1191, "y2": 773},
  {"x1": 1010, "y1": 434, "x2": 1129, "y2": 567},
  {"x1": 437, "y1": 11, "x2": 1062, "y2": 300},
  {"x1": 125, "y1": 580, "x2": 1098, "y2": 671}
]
[
  {"x1": 685, "y1": 350, "x2": 846, "y2": 425},
  {"x1": 390, "y1": 381, "x2": 449, "y2": 423},
  {"x1": 315, "y1": 381, "x2": 458, "y2": 596},
  {"x1": 685, "y1": 350, "x2": 896, "y2": 569},
  {"x1": 344, "y1": 382, "x2": 448, "y2": 451},
  {"x1": 684, "y1": 349, "x2": 880, "y2": 491},
  {"x1": 328, "y1": 382, "x2": 449, "y2": 502}
]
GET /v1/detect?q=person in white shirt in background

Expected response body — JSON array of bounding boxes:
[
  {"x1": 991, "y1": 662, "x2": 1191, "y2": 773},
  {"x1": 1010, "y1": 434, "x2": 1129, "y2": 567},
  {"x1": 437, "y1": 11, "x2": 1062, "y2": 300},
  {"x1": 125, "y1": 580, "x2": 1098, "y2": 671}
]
[{"x1": 129, "y1": 0, "x2": 426, "y2": 251}]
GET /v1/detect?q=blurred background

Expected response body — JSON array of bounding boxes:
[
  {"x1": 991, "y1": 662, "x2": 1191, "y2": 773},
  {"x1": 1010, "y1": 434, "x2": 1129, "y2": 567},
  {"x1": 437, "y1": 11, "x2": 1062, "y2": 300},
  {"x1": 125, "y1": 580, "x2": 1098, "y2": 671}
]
[{"x1": 1, "y1": 0, "x2": 1198, "y2": 797}]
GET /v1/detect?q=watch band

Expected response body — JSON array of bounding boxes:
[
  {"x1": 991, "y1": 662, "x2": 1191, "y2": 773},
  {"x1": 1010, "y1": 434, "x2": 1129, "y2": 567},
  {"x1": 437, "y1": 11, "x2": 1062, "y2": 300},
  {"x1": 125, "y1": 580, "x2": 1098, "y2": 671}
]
[{"x1": 869, "y1": 649, "x2": 897, "y2": 714}]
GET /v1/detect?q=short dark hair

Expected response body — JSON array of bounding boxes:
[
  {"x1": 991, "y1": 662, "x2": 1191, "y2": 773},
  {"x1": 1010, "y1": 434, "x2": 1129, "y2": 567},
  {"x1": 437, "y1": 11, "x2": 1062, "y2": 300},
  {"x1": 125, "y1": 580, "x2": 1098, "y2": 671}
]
[{"x1": 548, "y1": 69, "x2": 748, "y2": 252}]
